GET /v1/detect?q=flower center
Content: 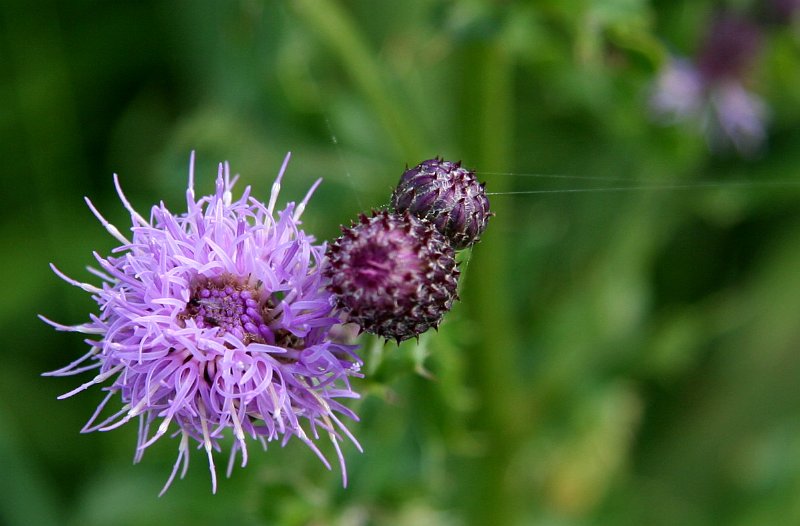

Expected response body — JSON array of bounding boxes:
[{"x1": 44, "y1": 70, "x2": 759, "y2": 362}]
[
  {"x1": 351, "y1": 245, "x2": 393, "y2": 287},
  {"x1": 182, "y1": 276, "x2": 273, "y2": 344},
  {"x1": 349, "y1": 231, "x2": 420, "y2": 290}
]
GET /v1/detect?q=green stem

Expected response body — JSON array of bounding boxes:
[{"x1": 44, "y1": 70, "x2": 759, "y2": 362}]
[
  {"x1": 293, "y1": 0, "x2": 424, "y2": 158},
  {"x1": 463, "y1": 41, "x2": 522, "y2": 526}
]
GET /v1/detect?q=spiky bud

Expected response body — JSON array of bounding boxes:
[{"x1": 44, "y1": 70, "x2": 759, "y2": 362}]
[
  {"x1": 391, "y1": 158, "x2": 491, "y2": 250},
  {"x1": 324, "y1": 210, "x2": 459, "y2": 342}
]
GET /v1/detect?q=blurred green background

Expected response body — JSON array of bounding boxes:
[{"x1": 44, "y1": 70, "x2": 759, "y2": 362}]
[{"x1": 3, "y1": 1, "x2": 800, "y2": 525}]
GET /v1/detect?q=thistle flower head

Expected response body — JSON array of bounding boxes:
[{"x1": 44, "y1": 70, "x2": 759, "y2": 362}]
[
  {"x1": 391, "y1": 158, "x2": 491, "y2": 250},
  {"x1": 42, "y1": 153, "x2": 362, "y2": 494},
  {"x1": 324, "y1": 210, "x2": 459, "y2": 343}
]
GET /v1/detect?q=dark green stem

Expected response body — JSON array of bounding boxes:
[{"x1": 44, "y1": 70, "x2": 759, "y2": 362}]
[
  {"x1": 293, "y1": 0, "x2": 424, "y2": 159},
  {"x1": 462, "y1": 41, "x2": 523, "y2": 526}
]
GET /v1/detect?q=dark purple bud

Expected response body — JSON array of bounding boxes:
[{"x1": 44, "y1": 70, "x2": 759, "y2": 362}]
[
  {"x1": 324, "y1": 210, "x2": 460, "y2": 342},
  {"x1": 697, "y1": 14, "x2": 762, "y2": 83},
  {"x1": 391, "y1": 158, "x2": 491, "y2": 250}
]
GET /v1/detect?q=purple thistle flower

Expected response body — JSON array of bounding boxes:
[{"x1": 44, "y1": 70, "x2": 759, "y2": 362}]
[{"x1": 42, "y1": 153, "x2": 362, "y2": 495}]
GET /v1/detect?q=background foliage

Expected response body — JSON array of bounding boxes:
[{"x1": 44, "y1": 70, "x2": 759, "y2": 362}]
[{"x1": 2, "y1": 1, "x2": 800, "y2": 525}]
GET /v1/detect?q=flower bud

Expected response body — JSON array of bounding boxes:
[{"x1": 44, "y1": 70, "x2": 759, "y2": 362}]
[
  {"x1": 325, "y1": 210, "x2": 459, "y2": 342},
  {"x1": 391, "y1": 158, "x2": 491, "y2": 250}
]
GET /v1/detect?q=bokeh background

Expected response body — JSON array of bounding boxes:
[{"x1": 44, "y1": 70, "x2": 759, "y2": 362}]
[{"x1": 3, "y1": 1, "x2": 800, "y2": 525}]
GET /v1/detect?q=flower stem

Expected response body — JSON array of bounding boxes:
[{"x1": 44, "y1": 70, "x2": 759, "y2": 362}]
[
  {"x1": 293, "y1": 0, "x2": 424, "y2": 158},
  {"x1": 462, "y1": 40, "x2": 523, "y2": 526}
]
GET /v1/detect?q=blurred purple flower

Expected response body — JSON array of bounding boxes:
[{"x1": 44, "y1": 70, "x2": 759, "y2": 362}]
[
  {"x1": 705, "y1": 81, "x2": 767, "y2": 156},
  {"x1": 649, "y1": 58, "x2": 705, "y2": 123},
  {"x1": 650, "y1": 14, "x2": 767, "y2": 156},
  {"x1": 42, "y1": 153, "x2": 362, "y2": 494}
]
